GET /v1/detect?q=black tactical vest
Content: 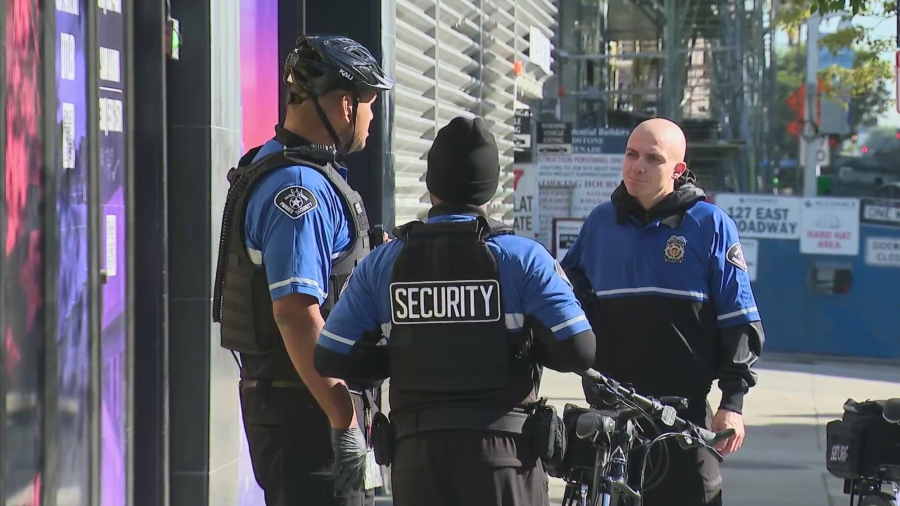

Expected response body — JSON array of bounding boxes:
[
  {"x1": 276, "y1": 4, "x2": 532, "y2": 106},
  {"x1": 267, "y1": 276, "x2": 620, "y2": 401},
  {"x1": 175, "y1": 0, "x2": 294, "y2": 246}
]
[
  {"x1": 212, "y1": 144, "x2": 372, "y2": 375},
  {"x1": 386, "y1": 212, "x2": 540, "y2": 414}
]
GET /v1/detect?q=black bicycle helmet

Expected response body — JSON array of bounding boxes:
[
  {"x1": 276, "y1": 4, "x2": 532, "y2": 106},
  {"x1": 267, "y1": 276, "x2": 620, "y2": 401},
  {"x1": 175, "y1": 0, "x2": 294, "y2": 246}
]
[
  {"x1": 283, "y1": 35, "x2": 393, "y2": 157},
  {"x1": 284, "y1": 35, "x2": 394, "y2": 97}
]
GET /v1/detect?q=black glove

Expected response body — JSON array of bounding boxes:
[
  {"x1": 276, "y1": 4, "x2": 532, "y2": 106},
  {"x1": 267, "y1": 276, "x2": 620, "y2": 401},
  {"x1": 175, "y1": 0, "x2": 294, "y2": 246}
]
[{"x1": 330, "y1": 425, "x2": 368, "y2": 492}]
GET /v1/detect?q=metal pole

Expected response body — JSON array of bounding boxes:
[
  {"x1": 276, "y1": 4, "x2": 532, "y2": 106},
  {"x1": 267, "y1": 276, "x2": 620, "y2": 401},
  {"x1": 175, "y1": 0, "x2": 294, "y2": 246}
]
[
  {"x1": 664, "y1": 0, "x2": 679, "y2": 120},
  {"x1": 803, "y1": 14, "x2": 821, "y2": 197}
]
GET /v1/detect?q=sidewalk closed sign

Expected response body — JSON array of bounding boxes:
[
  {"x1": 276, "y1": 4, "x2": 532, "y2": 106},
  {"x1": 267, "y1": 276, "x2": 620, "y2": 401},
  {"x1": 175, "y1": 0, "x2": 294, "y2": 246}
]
[
  {"x1": 865, "y1": 237, "x2": 900, "y2": 268},
  {"x1": 799, "y1": 198, "x2": 860, "y2": 256},
  {"x1": 713, "y1": 194, "x2": 801, "y2": 239}
]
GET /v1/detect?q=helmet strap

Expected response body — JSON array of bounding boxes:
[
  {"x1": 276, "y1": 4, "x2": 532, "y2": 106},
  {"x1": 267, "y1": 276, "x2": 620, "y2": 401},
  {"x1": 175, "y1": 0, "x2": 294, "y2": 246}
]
[
  {"x1": 311, "y1": 93, "x2": 360, "y2": 161},
  {"x1": 312, "y1": 95, "x2": 344, "y2": 155}
]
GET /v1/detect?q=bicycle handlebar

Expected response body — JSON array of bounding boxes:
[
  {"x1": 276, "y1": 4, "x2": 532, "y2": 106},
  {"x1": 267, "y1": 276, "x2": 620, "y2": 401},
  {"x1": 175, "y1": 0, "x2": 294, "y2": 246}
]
[{"x1": 577, "y1": 368, "x2": 735, "y2": 461}]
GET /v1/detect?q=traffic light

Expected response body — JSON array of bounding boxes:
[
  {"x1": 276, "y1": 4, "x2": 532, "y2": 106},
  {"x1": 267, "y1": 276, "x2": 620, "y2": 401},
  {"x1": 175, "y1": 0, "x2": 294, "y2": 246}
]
[{"x1": 862, "y1": 146, "x2": 869, "y2": 154}]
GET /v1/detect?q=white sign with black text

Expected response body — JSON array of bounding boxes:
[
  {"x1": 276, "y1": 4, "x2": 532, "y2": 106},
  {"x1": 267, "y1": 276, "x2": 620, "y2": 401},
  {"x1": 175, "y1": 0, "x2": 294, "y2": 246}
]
[
  {"x1": 537, "y1": 153, "x2": 622, "y2": 248},
  {"x1": 714, "y1": 194, "x2": 801, "y2": 239},
  {"x1": 553, "y1": 218, "x2": 585, "y2": 261},
  {"x1": 865, "y1": 237, "x2": 900, "y2": 268},
  {"x1": 799, "y1": 197, "x2": 860, "y2": 256},
  {"x1": 860, "y1": 198, "x2": 900, "y2": 228}
]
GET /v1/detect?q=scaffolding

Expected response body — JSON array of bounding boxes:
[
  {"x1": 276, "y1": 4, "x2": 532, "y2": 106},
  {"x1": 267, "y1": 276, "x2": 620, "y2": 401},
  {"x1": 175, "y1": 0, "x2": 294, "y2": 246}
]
[{"x1": 574, "y1": 0, "x2": 776, "y2": 192}]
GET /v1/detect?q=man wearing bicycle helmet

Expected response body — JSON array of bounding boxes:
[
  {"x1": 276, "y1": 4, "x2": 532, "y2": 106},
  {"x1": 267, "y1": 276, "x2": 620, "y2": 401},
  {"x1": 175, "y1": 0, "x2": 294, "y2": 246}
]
[
  {"x1": 211, "y1": 35, "x2": 393, "y2": 506},
  {"x1": 314, "y1": 116, "x2": 597, "y2": 506},
  {"x1": 561, "y1": 118, "x2": 765, "y2": 506}
]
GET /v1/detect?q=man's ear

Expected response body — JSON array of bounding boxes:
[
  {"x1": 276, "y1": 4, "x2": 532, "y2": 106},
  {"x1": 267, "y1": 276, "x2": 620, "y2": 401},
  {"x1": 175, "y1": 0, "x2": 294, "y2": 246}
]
[
  {"x1": 673, "y1": 161, "x2": 687, "y2": 180},
  {"x1": 341, "y1": 94, "x2": 354, "y2": 122}
]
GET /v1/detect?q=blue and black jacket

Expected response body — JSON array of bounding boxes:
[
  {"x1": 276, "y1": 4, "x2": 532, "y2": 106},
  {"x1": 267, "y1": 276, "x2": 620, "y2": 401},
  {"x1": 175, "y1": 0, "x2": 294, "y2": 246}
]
[{"x1": 562, "y1": 181, "x2": 764, "y2": 420}]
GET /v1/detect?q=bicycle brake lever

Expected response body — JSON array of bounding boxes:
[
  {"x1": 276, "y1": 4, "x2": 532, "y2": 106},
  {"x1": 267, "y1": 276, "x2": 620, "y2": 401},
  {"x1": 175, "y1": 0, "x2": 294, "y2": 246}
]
[{"x1": 705, "y1": 444, "x2": 726, "y2": 463}]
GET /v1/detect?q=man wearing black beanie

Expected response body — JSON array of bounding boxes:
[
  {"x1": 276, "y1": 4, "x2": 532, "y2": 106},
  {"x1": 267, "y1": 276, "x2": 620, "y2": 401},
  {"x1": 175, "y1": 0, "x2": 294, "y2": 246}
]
[
  {"x1": 314, "y1": 116, "x2": 597, "y2": 505},
  {"x1": 425, "y1": 116, "x2": 502, "y2": 207}
]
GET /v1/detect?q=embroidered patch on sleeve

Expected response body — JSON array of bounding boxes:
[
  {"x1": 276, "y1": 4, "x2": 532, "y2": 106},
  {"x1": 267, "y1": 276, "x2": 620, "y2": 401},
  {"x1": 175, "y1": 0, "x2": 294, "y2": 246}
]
[
  {"x1": 274, "y1": 185, "x2": 318, "y2": 219},
  {"x1": 555, "y1": 260, "x2": 573, "y2": 289},
  {"x1": 726, "y1": 242, "x2": 748, "y2": 272}
]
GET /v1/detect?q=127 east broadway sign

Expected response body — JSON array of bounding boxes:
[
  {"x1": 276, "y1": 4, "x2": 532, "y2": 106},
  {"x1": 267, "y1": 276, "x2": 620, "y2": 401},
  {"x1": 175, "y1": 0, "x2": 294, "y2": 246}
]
[
  {"x1": 860, "y1": 198, "x2": 900, "y2": 228},
  {"x1": 713, "y1": 194, "x2": 801, "y2": 239}
]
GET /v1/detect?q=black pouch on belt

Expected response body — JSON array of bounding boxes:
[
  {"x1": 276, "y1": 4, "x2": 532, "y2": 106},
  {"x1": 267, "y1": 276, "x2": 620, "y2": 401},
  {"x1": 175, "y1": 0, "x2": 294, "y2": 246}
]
[
  {"x1": 530, "y1": 398, "x2": 567, "y2": 467},
  {"x1": 371, "y1": 411, "x2": 395, "y2": 466}
]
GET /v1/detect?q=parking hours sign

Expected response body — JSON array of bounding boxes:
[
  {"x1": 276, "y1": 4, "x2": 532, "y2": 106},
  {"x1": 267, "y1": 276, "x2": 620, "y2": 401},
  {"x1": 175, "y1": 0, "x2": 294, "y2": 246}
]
[{"x1": 799, "y1": 198, "x2": 860, "y2": 256}]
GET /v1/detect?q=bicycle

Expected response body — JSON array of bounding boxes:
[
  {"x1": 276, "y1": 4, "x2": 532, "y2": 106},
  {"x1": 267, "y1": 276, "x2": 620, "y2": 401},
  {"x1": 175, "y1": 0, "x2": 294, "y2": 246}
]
[{"x1": 558, "y1": 369, "x2": 735, "y2": 506}]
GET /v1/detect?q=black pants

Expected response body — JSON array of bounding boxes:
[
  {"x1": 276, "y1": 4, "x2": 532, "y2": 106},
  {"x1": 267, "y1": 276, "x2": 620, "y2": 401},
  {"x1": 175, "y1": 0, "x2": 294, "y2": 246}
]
[
  {"x1": 239, "y1": 382, "x2": 375, "y2": 506},
  {"x1": 633, "y1": 402, "x2": 723, "y2": 506},
  {"x1": 390, "y1": 431, "x2": 550, "y2": 506}
]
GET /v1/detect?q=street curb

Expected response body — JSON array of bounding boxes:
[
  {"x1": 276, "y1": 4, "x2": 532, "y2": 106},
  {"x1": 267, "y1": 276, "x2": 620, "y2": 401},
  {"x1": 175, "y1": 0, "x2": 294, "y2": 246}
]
[{"x1": 759, "y1": 351, "x2": 900, "y2": 368}]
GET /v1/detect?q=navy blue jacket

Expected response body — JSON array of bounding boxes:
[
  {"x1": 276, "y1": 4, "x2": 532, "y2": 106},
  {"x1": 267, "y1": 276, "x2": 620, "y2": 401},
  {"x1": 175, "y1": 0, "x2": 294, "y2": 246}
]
[{"x1": 562, "y1": 183, "x2": 764, "y2": 417}]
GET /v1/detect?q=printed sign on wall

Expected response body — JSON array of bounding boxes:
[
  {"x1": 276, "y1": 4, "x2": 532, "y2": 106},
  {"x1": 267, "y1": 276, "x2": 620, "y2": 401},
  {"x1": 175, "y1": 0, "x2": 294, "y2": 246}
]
[
  {"x1": 865, "y1": 237, "x2": 900, "y2": 268},
  {"x1": 713, "y1": 194, "x2": 801, "y2": 239},
  {"x1": 860, "y1": 198, "x2": 900, "y2": 228},
  {"x1": 511, "y1": 164, "x2": 539, "y2": 241},
  {"x1": 553, "y1": 218, "x2": 585, "y2": 261},
  {"x1": 799, "y1": 197, "x2": 860, "y2": 256}
]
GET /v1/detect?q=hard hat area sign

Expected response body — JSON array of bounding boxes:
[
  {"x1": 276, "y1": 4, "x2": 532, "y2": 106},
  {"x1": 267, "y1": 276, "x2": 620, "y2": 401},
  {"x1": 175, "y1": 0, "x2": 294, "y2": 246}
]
[{"x1": 799, "y1": 198, "x2": 860, "y2": 256}]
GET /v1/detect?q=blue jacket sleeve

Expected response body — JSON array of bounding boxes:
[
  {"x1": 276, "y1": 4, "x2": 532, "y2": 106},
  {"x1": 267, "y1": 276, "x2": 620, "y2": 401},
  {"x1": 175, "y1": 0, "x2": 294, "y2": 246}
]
[
  {"x1": 314, "y1": 243, "x2": 397, "y2": 383},
  {"x1": 520, "y1": 250, "x2": 593, "y2": 341},
  {"x1": 710, "y1": 213, "x2": 765, "y2": 413},
  {"x1": 317, "y1": 253, "x2": 384, "y2": 355},
  {"x1": 502, "y1": 237, "x2": 595, "y2": 372},
  {"x1": 710, "y1": 215, "x2": 760, "y2": 327},
  {"x1": 244, "y1": 168, "x2": 342, "y2": 303}
]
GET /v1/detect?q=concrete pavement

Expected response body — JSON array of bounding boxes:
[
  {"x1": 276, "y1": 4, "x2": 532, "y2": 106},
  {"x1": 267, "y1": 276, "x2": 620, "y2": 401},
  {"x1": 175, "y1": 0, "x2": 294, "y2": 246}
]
[{"x1": 377, "y1": 353, "x2": 900, "y2": 505}]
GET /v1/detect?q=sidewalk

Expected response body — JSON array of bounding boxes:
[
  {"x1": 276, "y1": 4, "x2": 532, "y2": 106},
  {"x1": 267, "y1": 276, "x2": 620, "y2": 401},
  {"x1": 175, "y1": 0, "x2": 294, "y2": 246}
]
[{"x1": 378, "y1": 353, "x2": 900, "y2": 505}]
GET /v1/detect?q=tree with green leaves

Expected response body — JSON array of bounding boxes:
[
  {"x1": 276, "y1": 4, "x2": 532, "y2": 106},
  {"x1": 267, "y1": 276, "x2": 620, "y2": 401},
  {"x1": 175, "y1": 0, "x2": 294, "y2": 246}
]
[
  {"x1": 807, "y1": 0, "x2": 896, "y2": 15},
  {"x1": 770, "y1": 44, "x2": 892, "y2": 162},
  {"x1": 776, "y1": 0, "x2": 894, "y2": 100}
]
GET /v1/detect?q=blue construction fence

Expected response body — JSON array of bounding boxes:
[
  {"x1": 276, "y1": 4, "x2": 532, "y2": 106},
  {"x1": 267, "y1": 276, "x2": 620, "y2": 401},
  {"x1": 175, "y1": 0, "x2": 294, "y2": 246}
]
[{"x1": 714, "y1": 195, "x2": 900, "y2": 360}]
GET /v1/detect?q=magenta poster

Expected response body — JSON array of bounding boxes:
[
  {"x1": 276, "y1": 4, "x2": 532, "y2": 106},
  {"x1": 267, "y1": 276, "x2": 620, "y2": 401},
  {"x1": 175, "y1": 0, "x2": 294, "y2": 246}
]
[
  {"x1": 2, "y1": 0, "x2": 45, "y2": 503},
  {"x1": 54, "y1": 0, "x2": 92, "y2": 503},
  {"x1": 238, "y1": 0, "x2": 277, "y2": 503},
  {"x1": 97, "y1": 0, "x2": 128, "y2": 504}
]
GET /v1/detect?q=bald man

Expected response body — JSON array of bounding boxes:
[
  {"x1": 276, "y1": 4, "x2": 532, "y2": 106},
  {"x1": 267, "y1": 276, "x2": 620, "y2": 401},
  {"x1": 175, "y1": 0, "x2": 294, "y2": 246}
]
[{"x1": 561, "y1": 118, "x2": 764, "y2": 505}]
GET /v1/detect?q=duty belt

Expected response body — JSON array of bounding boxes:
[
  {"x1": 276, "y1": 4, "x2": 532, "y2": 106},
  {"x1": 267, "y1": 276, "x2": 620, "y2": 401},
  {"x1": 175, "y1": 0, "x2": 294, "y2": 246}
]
[
  {"x1": 240, "y1": 379, "x2": 306, "y2": 391},
  {"x1": 390, "y1": 407, "x2": 531, "y2": 441},
  {"x1": 240, "y1": 380, "x2": 376, "y2": 405}
]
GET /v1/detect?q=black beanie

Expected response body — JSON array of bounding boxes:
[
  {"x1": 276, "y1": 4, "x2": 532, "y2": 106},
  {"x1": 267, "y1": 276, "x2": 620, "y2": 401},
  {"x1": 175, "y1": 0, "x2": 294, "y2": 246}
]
[{"x1": 426, "y1": 116, "x2": 500, "y2": 206}]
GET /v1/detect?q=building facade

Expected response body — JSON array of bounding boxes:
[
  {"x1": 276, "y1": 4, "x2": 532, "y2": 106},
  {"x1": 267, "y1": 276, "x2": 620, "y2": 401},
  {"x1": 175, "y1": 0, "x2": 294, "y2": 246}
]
[{"x1": 392, "y1": 0, "x2": 556, "y2": 223}]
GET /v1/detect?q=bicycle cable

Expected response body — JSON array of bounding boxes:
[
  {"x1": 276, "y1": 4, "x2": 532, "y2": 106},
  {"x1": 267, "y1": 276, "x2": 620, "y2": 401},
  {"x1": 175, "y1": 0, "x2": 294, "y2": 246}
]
[
  {"x1": 638, "y1": 432, "x2": 705, "y2": 494},
  {"x1": 607, "y1": 391, "x2": 670, "y2": 489}
]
